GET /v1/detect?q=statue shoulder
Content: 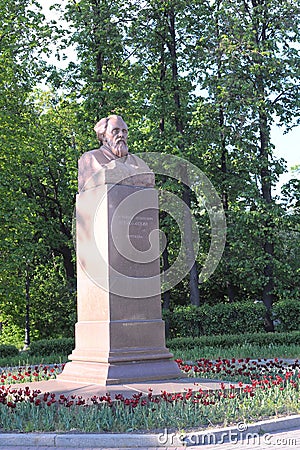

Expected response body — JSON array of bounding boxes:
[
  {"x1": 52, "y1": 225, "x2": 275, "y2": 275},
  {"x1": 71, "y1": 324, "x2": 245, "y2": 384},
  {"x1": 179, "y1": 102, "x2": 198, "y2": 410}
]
[
  {"x1": 126, "y1": 154, "x2": 151, "y2": 169},
  {"x1": 78, "y1": 149, "x2": 109, "y2": 191},
  {"x1": 79, "y1": 148, "x2": 108, "y2": 165}
]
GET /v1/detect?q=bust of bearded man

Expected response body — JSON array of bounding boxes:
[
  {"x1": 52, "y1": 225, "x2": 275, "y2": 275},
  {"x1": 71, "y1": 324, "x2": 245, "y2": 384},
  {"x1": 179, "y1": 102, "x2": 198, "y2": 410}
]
[{"x1": 78, "y1": 115, "x2": 154, "y2": 191}]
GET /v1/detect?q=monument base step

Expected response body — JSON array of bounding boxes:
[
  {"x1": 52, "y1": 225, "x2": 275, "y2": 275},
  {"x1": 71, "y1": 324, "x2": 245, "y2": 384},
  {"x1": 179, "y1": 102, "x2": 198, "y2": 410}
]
[{"x1": 57, "y1": 359, "x2": 183, "y2": 385}]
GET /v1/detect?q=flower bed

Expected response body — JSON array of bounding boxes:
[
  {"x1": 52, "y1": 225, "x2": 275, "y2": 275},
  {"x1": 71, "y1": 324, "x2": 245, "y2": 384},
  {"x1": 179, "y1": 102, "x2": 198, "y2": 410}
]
[
  {"x1": 0, "y1": 358, "x2": 299, "y2": 432},
  {"x1": 176, "y1": 357, "x2": 300, "y2": 383},
  {"x1": 0, "y1": 364, "x2": 63, "y2": 384}
]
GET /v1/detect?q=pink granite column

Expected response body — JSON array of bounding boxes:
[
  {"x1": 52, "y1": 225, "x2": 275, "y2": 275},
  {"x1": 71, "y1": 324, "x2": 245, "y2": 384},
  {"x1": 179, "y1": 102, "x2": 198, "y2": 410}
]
[{"x1": 58, "y1": 153, "x2": 181, "y2": 385}]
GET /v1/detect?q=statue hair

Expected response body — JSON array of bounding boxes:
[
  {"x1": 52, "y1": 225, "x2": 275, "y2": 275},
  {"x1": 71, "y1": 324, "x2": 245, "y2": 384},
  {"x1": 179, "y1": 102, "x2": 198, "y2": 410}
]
[{"x1": 94, "y1": 115, "x2": 125, "y2": 143}]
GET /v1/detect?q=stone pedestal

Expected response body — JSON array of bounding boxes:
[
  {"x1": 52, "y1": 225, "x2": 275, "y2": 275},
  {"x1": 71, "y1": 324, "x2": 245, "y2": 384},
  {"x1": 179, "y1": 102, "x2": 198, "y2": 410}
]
[{"x1": 58, "y1": 155, "x2": 181, "y2": 385}]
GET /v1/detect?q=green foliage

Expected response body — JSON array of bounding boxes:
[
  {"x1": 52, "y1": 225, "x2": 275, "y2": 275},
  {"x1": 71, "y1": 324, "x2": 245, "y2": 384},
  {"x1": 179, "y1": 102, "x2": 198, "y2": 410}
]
[
  {"x1": 28, "y1": 338, "x2": 74, "y2": 357},
  {"x1": 0, "y1": 321, "x2": 25, "y2": 349},
  {"x1": 0, "y1": 94, "x2": 78, "y2": 340},
  {"x1": 272, "y1": 299, "x2": 300, "y2": 331},
  {"x1": 29, "y1": 259, "x2": 76, "y2": 339},
  {"x1": 163, "y1": 302, "x2": 266, "y2": 338},
  {"x1": 0, "y1": 2, "x2": 77, "y2": 342},
  {"x1": 0, "y1": 0, "x2": 300, "y2": 337},
  {"x1": 171, "y1": 343, "x2": 300, "y2": 361},
  {"x1": 0, "y1": 353, "x2": 67, "y2": 368},
  {"x1": 0, "y1": 344, "x2": 19, "y2": 358},
  {"x1": 167, "y1": 330, "x2": 300, "y2": 351}
]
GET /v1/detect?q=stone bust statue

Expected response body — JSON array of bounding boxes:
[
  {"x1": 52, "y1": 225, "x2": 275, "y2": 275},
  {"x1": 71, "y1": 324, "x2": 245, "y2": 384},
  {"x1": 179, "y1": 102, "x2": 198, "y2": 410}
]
[
  {"x1": 94, "y1": 114, "x2": 129, "y2": 159},
  {"x1": 78, "y1": 115, "x2": 154, "y2": 191}
]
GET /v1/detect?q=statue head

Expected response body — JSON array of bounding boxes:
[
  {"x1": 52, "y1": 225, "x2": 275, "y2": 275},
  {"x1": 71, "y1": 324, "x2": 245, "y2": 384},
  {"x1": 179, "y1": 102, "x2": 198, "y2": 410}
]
[{"x1": 94, "y1": 115, "x2": 128, "y2": 158}]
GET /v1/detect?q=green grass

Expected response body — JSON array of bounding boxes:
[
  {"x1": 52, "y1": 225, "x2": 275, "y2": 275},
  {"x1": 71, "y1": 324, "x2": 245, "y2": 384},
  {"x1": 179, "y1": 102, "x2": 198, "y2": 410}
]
[
  {"x1": 0, "y1": 343, "x2": 299, "y2": 369},
  {"x1": 0, "y1": 353, "x2": 67, "y2": 369},
  {"x1": 171, "y1": 343, "x2": 300, "y2": 362}
]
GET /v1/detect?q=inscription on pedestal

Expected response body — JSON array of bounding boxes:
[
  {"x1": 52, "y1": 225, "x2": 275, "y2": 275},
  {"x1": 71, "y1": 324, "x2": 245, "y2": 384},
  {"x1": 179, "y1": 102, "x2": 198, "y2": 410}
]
[{"x1": 107, "y1": 185, "x2": 160, "y2": 278}]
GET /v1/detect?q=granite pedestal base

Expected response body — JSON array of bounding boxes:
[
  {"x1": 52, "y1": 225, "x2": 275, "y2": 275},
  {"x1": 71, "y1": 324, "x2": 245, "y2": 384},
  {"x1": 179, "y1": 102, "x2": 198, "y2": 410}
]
[
  {"x1": 58, "y1": 177, "x2": 182, "y2": 385},
  {"x1": 59, "y1": 359, "x2": 181, "y2": 385}
]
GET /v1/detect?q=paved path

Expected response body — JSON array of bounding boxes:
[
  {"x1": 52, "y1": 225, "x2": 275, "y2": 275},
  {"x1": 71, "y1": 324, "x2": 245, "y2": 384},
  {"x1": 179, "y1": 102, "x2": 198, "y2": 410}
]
[
  {"x1": 6, "y1": 377, "x2": 236, "y2": 403},
  {"x1": 0, "y1": 426, "x2": 299, "y2": 449},
  {"x1": 0, "y1": 416, "x2": 299, "y2": 449}
]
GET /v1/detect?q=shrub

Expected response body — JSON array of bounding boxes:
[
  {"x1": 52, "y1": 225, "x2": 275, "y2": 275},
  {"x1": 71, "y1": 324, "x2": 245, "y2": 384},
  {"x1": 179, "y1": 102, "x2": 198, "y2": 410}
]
[
  {"x1": 167, "y1": 330, "x2": 300, "y2": 351},
  {"x1": 29, "y1": 338, "x2": 74, "y2": 356},
  {"x1": 0, "y1": 344, "x2": 19, "y2": 358},
  {"x1": 0, "y1": 322, "x2": 25, "y2": 349},
  {"x1": 163, "y1": 302, "x2": 266, "y2": 338},
  {"x1": 272, "y1": 299, "x2": 300, "y2": 331}
]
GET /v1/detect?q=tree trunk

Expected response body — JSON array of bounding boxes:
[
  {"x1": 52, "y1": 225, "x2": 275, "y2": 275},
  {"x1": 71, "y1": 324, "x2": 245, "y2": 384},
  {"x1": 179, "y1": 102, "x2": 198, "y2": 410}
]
[
  {"x1": 167, "y1": 6, "x2": 200, "y2": 305},
  {"x1": 60, "y1": 244, "x2": 76, "y2": 283},
  {"x1": 256, "y1": 12, "x2": 275, "y2": 331},
  {"x1": 259, "y1": 109, "x2": 275, "y2": 331},
  {"x1": 216, "y1": 0, "x2": 236, "y2": 302},
  {"x1": 158, "y1": 40, "x2": 171, "y2": 312},
  {"x1": 219, "y1": 105, "x2": 236, "y2": 302},
  {"x1": 161, "y1": 217, "x2": 171, "y2": 338},
  {"x1": 181, "y1": 163, "x2": 200, "y2": 306}
]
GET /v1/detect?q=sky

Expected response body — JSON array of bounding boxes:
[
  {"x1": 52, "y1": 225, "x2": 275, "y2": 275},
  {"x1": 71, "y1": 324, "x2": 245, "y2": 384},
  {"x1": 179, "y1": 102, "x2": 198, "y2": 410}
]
[
  {"x1": 271, "y1": 125, "x2": 299, "y2": 193},
  {"x1": 38, "y1": 0, "x2": 299, "y2": 194}
]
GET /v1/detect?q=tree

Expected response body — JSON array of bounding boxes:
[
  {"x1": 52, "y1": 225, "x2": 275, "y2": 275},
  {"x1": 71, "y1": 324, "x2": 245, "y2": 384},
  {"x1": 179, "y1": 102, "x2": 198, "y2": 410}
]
[
  {"x1": 277, "y1": 167, "x2": 300, "y2": 299},
  {"x1": 1, "y1": 0, "x2": 299, "y2": 342},
  {"x1": 127, "y1": 0, "x2": 205, "y2": 305},
  {"x1": 0, "y1": 90, "x2": 82, "y2": 341},
  {"x1": 53, "y1": 0, "x2": 134, "y2": 122},
  {"x1": 0, "y1": 0, "x2": 58, "y2": 343},
  {"x1": 190, "y1": 0, "x2": 300, "y2": 326}
]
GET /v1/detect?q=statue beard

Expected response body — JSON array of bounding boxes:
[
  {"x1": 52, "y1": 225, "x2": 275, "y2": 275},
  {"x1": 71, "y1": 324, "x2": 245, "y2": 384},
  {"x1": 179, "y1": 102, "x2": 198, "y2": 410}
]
[
  {"x1": 105, "y1": 137, "x2": 128, "y2": 158},
  {"x1": 113, "y1": 139, "x2": 128, "y2": 158}
]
